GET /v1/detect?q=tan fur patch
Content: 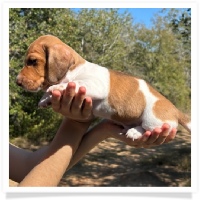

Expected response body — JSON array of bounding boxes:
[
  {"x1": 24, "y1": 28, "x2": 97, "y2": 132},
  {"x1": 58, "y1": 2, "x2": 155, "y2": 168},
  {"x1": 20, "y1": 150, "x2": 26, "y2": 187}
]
[
  {"x1": 147, "y1": 83, "x2": 179, "y2": 122},
  {"x1": 108, "y1": 70, "x2": 146, "y2": 125},
  {"x1": 32, "y1": 35, "x2": 85, "y2": 71},
  {"x1": 68, "y1": 48, "x2": 85, "y2": 71},
  {"x1": 153, "y1": 99, "x2": 178, "y2": 122},
  {"x1": 17, "y1": 66, "x2": 44, "y2": 91}
]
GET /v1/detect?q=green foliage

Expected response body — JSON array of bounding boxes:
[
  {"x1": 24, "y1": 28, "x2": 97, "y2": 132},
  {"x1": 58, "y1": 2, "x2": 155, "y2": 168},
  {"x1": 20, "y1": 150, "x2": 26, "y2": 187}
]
[
  {"x1": 75, "y1": 9, "x2": 135, "y2": 72},
  {"x1": 9, "y1": 8, "x2": 191, "y2": 142},
  {"x1": 130, "y1": 12, "x2": 191, "y2": 110}
]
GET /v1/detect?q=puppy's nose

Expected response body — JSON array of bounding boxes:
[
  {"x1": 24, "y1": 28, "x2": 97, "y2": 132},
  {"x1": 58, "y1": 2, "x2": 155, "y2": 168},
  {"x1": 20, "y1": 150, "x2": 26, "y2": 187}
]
[{"x1": 16, "y1": 77, "x2": 22, "y2": 86}]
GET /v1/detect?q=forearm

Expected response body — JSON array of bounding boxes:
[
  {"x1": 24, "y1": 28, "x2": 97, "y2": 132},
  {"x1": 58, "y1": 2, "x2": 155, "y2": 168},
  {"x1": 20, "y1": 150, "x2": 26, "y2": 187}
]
[
  {"x1": 18, "y1": 118, "x2": 90, "y2": 187},
  {"x1": 67, "y1": 121, "x2": 112, "y2": 170},
  {"x1": 9, "y1": 144, "x2": 48, "y2": 183}
]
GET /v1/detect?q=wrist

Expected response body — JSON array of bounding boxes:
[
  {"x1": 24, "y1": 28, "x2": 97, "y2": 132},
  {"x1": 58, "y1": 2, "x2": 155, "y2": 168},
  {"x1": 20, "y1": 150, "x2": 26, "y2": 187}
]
[
  {"x1": 68, "y1": 118, "x2": 92, "y2": 124},
  {"x1": 89, "y1": 120, "x2": 113, "y2": 139},
  {"x1": 52, "y1": 118, "x2": 91, "y2": 150},
  {"x1": 62, "y1": 117, "x2": 92, "y2": 132},
  {"x1": 96, "y1": 120, "x2": 125, "y2": 139}
]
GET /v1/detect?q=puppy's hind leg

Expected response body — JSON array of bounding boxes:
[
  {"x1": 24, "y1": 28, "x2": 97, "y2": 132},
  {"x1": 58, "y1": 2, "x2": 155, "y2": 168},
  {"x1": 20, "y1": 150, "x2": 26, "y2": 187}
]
[{"x1": 125, "y1": 126, "x2": 145, "y2": 141}]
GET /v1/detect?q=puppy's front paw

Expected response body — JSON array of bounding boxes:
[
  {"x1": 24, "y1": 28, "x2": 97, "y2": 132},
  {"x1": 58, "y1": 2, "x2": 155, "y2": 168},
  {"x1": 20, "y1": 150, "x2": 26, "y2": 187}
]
[
  {"x1": 47, "y1": 83, "x2": 68, "y2": 93},
  {"x1": 126, "y1": 126, "x2": 145, "y2": 141},
  {"x1": 38, "y1": 92, "x2": 52, "y2": 108},
  {"x1": 38, "y1": 83, "x2": 68, "y2": 108}
]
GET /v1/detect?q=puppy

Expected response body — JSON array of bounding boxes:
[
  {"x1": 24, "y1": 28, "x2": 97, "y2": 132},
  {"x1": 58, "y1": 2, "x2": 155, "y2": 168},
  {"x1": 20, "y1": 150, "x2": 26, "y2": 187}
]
[{"x1": 16, "y1": 35, "x2": 191, "y2": 140}]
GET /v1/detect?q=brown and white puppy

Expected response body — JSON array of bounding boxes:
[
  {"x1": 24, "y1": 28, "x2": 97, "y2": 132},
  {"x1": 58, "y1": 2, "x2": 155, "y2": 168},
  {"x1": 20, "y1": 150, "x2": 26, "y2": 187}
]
[{"x1": 16, "y1": 35, "x2": 191, "y2": 140}]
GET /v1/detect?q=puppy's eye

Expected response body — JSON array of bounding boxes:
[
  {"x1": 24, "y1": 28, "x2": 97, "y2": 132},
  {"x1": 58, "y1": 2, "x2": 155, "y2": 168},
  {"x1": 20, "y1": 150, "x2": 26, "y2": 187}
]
[{"x1": 27, "y1": 59, "x2": 37, "y2": 66}]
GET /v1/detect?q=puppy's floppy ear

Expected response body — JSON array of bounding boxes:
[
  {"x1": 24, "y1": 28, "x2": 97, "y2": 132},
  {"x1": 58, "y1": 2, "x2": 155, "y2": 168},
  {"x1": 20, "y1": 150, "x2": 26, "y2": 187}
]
[{"x1": 46, "y1": 43, "x2": 75, "y2": 83}]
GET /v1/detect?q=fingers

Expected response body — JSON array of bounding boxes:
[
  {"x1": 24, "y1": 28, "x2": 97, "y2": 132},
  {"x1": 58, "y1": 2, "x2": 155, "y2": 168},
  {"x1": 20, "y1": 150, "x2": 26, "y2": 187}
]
[
  {"x1": 82, "y1": 97, "x2": 93, "y2": 119},
  {"x1": 70, "y1": 86, "x2": 93, "y2": 121},
  {"x1": 62, "y1": 82, "x2": 76, "y2": 113},
  {"x1": 114, "y1": 123, "x2": 177, "y2": 149},
  {"x1": 51, "y1": 82, "x2": 93, "y2": 121},
  {"x1": 71, "y1": 86, "x2": 87, "y2": 115},
  {"x1": 141, "y1": 124, "x2": 170, "y2": 147},
  {"x1": 131, "y1": 131, "x2": 151, "y2": 148},
  {"x1": 164, "y1": 128, "x2": 177, "y2": 143},
  {"x1": 51, "y1": 82, "x2": 75, "y2": 113},
  {"x1": 142, "y1": 124, "x2": 177, "y2": 147},
  {"x1": 51, "y1": 90, "x2": 62, "y2": 111},
  {"x1": 144, "y1": 128, "x2": 161, "y2": 145},
  {"x1": 153, "y1": 124, "x2": 170, "y2": 145}
]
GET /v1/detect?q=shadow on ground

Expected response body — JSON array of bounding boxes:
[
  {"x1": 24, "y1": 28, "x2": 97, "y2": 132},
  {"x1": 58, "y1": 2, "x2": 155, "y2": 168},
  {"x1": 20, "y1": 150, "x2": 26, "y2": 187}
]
[
  {"x1": 59, "y1": 129, "x2": 191, "y2": 187},
  {"x1": 9, "y1": 128, "x2": 191, "y2": 187}
]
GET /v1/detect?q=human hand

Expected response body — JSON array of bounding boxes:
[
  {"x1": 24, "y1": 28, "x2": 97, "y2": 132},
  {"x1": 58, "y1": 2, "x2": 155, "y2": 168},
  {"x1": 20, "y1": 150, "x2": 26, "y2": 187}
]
[
  {"x1": 101, "y1": 121, "x2": 177, "y2": 148},
  {"x1": 51, "y1": 82, "x2": 94, "y2": 122},
  {"x1": 128, "y1": 124, "x2": 177, "y2": 148}
]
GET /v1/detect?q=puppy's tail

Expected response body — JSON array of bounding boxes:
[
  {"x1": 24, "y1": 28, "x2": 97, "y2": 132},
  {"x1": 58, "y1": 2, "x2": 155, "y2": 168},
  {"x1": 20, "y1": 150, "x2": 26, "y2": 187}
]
[{"x1": 178, "y1": 110, "x2": 191, "y2": 132}]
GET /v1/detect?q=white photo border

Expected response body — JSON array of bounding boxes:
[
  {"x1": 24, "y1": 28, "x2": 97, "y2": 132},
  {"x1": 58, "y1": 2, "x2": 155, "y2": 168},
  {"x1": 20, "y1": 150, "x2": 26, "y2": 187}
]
[{"x1": 1, "y1": 0, "x2": 199, "y2": 197}]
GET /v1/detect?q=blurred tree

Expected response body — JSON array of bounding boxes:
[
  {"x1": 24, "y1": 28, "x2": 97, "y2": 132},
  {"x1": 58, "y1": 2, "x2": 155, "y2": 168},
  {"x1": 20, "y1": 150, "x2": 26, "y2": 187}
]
[
  {"x1": 130, "y1": 11, "x2": 191, "y2": 110},
  {"x1": 170, "y1": 8, "x2": 191, "y2": 88},
  {"x1": 75, "y1": 8, "x2": 136, "y2": 72}
]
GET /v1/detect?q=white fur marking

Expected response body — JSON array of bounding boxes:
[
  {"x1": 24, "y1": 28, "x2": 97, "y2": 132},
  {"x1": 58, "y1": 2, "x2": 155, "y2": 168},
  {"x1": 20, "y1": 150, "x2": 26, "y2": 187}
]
[
  {"x1": 138, "y1": 79, "x2": 177, "y2": 131},
  {"x1": 63, "y1": 61, "x2": 110, "y2": 99}
]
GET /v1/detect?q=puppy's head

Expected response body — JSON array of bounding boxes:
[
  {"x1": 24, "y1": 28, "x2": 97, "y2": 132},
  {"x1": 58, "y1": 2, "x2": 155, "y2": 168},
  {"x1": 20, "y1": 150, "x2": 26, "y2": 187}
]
[{"x1": 16, "y1": 35, "x2": 85, "y2": 92}]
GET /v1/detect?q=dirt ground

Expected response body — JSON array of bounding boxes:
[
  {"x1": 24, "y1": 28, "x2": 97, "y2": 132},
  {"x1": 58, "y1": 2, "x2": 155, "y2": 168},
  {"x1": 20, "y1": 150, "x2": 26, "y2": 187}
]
[{"x1": 9, "y1": 128, "x2": 191, "y2": 187}]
